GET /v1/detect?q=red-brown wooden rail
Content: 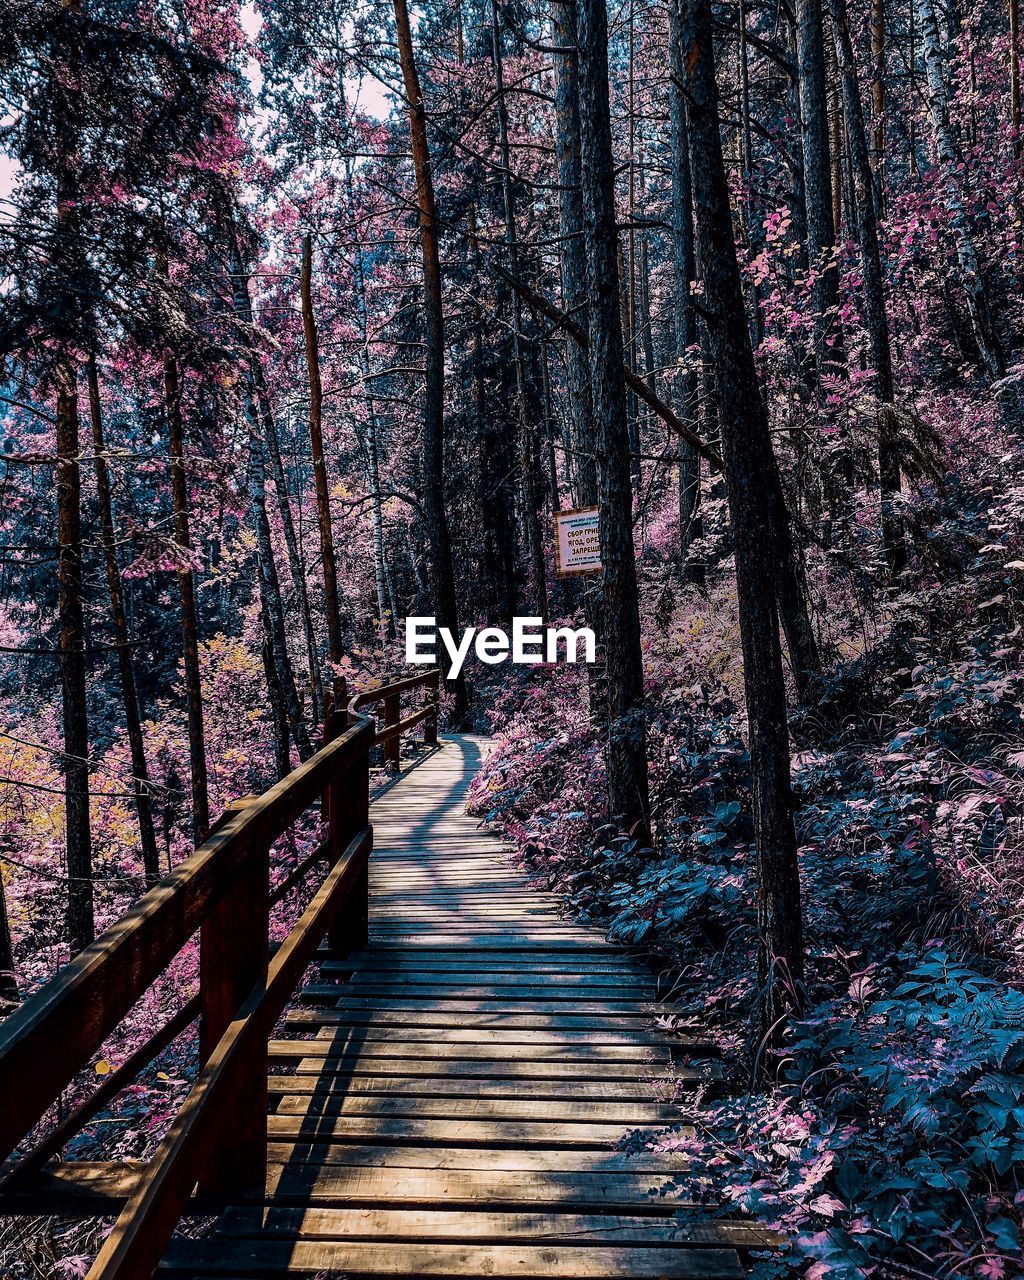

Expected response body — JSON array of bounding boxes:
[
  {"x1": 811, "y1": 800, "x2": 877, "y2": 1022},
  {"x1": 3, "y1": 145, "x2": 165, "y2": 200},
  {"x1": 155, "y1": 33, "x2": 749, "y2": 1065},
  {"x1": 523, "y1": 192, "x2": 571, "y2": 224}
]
[{"x1": 0, "y1": 668, "x2": 442, "y2": 1280}]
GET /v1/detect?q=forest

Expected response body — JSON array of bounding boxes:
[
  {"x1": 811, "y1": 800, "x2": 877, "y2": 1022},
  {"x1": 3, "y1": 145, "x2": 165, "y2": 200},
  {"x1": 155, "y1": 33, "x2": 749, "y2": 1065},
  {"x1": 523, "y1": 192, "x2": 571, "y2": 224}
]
[{"x1": 2, "y1": 0, "x2": 1024, "y2": 1274}]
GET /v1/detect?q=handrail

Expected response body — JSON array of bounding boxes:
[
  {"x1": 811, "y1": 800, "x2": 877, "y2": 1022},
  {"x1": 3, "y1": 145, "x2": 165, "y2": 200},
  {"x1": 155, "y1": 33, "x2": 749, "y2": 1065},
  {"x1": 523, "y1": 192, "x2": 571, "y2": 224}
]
[
  {"x1": 0, "y1": 708, "x2": 376, "y2": 1279},
  {"x1": 348, "y1": 666, "x2": 440, "y2": 768}
]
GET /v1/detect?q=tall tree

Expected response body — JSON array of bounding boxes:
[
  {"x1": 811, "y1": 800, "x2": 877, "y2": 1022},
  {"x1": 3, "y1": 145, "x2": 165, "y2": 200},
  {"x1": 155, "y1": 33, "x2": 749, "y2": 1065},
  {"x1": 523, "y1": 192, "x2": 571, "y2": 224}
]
[
  {"x1": 668, "y1": 0, "x2": 704, "y2": 584},
  {"x1": 794, "y1": 0, "x2": 843, "y2": 382},
  {"x1": 87, "y1": 357, "x2": 162, "y2": 885},
  {"x1": 576, "y1": 0, "x2": 649, "y2": 833},
  {"x1": 392, "y1": 0, "x2": 468, "y2": 723},
  {"x1": 56, "y1": 365, "x2": 94, "y2": 949},
  {"x1": 827, "y1": 0, "x2": 906, "y2": 575},
  {"x1": 300, "y1": 233, "x2": 346, "y2": 673},
  {"x1": 916, "y1": 0, "x2": 1006, "y2": 378},
  {"x1": 551, "y1": 0, "x2": 596, "y2": 510},
  {"x1": 162, "y1": 321, "x2": 210, "y2": 844},
  {"x1": 676, "y1": 0, "x2": 805, "y2": 1038}
]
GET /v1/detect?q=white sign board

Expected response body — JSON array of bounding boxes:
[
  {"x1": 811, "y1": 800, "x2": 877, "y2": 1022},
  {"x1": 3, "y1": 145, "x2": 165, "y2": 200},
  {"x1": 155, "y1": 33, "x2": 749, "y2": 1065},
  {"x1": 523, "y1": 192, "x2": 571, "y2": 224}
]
[{"x1": 554, "y1": 507, "x2": 601, "y2": 576}]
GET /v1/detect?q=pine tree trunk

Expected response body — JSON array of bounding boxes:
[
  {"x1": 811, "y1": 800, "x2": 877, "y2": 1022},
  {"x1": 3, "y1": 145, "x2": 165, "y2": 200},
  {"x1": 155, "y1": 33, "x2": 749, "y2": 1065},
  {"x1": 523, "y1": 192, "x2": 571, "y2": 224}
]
[
  {"x1": 248, "y1": 423, "x2": 313, "y2": 761},
  {"x1": 668, "y1": 0, "x2": 704, "y2": 585},
  {"x1": 828, "y1": 0, "x2": 907, "y2": 575},
  {"x1": 300, "y1": 233, "x2": 347, "y2": 667},
  {"x1": 491, "y1": 0, "x2": 548, "y2": 620},
  {"x1": 393, "y1": 0, "x2": 469, "y2": 724},
  {"x1": 254, "y1": 380, "x2": 323, "y2": 724},
  {"x1": 87, "y1": 357, "x2": 161, "y2": 886},
  {"x1": 916, "y1": 0, "x2": 1006, "y2": 377},
  {"x1": 1012, "y1": 0, "x2": 1022, "y2": 158},
  {"x1": 163, "y1": 345, "x2": 210, "y2": 843},
  {"x1": 794, "y1": 0, "x2": 843, "y2": 381},
  {"x1": 870, "y1": 0, "x2": 886, "y2": 203},
  {"x1": 0, "y1": 866, "x2": 16, "y2": 1002},
  {"x1": 577, "y1": 0, "x2": 649, "y2": 834},
  {"x1": 56, "y1": 367, "x2": 94, "y2": 950},
  {"x1": 260, "y1": 597, "x2": 292, "y2": 781},
  {"x1": 237, "y1": 255, "x2": 323, "y2": 724},
  {"x1": 551, "y1": 0, "x2": 597, "y2": 508},
  {"x1": 676, "y1": 0, "x2": 804, "y2": 1039}
]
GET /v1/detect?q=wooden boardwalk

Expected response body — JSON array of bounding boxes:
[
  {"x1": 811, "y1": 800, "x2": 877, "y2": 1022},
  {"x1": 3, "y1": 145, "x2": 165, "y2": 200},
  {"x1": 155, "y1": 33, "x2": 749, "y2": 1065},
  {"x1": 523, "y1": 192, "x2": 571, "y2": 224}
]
[{"x1": 156, "y1": 736, "x2": 775, "y2": 1278}]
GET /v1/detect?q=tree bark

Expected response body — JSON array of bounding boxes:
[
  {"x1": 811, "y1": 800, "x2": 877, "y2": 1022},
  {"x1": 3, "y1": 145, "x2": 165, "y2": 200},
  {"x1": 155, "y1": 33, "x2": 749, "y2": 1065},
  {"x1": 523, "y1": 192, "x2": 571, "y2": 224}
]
[
  {"x1": 56, "y1": 367, "x2": 94, "y2": 950},
  {"x1": 87, "y1": 357, "x2": 162, "y2": 886},
  {"x1": 491, "y1": 0, "x2": 547, "y2": 619},
  {"x1": 1012, "y1": 0, "x2": 1022, "y2": 159},
  {"x1": 260, "y1": 597, "x2": 292, "y2": 781},
  {"x1": 0, "y1": 862, "x2": 16, "y2": 1002},
  {"x1": 870, "y1": 0, "x2": 886, "y2": 202},
  {"x1": 794, "y1": 0, "x2": 843, "y2": 381},
  {"x1": 916, "y1": 0, "x2": 1006, "y2": 378},
  {"x1": 576, "y1": 0, "x2": 649, "y2": 834},
  {"x1": 393, "y1": 0, "x2": 469, "y2": 724},
  {"x1": 668, "y1": 0, "x2": 704, "y2": 585},
  {"x1": 300, "y1": 233, "x2": 347, "y2": 668},
  {"x1": 254, "y1": 380, "x2": 323, "y2": 723},
  {"x1": 676, "y1": 0, "x2": 804, "y2": 1038},
  {"x1": 828, "y1": 0, "x2": 906, "y2": 575},
  {"x1": 551, "y1": 0, "x2": 597, "y2": 508},
  {"x1": 163, "y1": 341, "x2": 210, "y2": 844}
]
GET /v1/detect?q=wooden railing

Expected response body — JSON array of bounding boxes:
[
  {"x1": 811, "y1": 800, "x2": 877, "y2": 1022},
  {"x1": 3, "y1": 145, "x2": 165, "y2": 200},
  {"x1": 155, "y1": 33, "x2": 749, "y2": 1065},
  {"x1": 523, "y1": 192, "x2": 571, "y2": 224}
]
[
  {"x1": 348, "y1": 666, "x2": 440, "y2": 768},
  {"x1": 0, "y1": 667, "x2": 444, "y2": 1278}
]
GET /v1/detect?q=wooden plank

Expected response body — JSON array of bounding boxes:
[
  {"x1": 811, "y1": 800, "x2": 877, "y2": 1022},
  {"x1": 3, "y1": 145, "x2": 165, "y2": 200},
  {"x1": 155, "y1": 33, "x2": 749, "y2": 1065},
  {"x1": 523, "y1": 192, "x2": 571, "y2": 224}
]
[
  {"x1": 159, "y1": 1239, "x2": 745, "y2": 1277},
  {"x1": 215, "y1": 1206, "x2": 781, "y2": 1249},
  {"x1": 272, "y1": 1095, "x2": 680, "y2": 1123},
  {"x1": 286, "y1": 1009, "x2": 668, "y2": 1032},
  {"x1": 280, "y1": 1038, "x2": 671, "y2": 1063},
  {"x1": 286, "y1": 1000, "x2": 657, "y2": 1018},
  {"x1": 283, "y1": 1026, "x2": 671, "y2": 1049},
  {"x1": 268, "y1": 1049, "x2": 676, "y2": 1081},
  {"x1": 265, "y1": 1116, "x2": 681, "y2": 1147},
  {"x1": 265, "y1": 1075, "x2": 706, "y2": 1100},
  {"x1": 312, "y1": 977, "x2": 655, "y2": 994},
  {"x1": 263, "y1": 1143, "x2": 688, "y2": 1174},
  {"x1": 258, "y1": 1163, "x2": 691, "y2": 1210}
]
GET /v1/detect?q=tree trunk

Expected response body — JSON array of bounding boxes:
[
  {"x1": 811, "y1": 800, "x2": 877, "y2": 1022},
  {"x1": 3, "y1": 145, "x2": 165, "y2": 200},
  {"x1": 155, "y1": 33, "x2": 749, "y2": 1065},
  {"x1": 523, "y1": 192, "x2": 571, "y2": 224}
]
[
  {"x1": 87, "y1": 357, "x2": 161, "y2": 886},
  {"x1": 551, "y1": 0, "x2": 597, "y2": 508},
  {"x1": 0, "y1": 863, "x2": 16, "y2": 1002},
  {"x1": 300, "y1": 233, "x2": 347, "y2": 667},
  {"x1": 676, "y1": 0, "x2": 805, "y2": 1039},
  {"x1": 916, "y1": 0, "x2": 1006, "y2": 377},
  {"x1": 668, "y1": 0, "x2": 704, "y2": 585},
  {"x1": 393, "y1": 0, "x2": 469, "y2": 724},
  {"x1": 260, "y1": 596, "x2": 292, "y2": 781},
  {"x1": 1012, "y1": 0, "x2": 1022, "y2": 159},
  {"x1": 576, "y1": 0, "x2": 649, "y2": 834},
  {"x1": 828, "y1": 0, "x2": 907, "y2": 575},
  {"x1": 491, "y1": 0, "x2": 548, "y2": 620},
  {"x1": 248, "y1": 422, "x2": 313, "y2": 761},
  {"x1": 163, "y1": 342, "x2": 210, "y2": 844},
  {"x1": 254, "y1": 381, "x2": 323, "y2": 723},
  {"x1": 794, "y1": 0, "x2": 843, "y2": 382},
  {"x1": 870, "y1": 0, "x2": 886, "y2": 203},
  {"x1": 341, "y1": 142, "x2": 398, "y2": 643},
  {"x1": 56, "y1": 367, "x2": 94, "y2": 950}
]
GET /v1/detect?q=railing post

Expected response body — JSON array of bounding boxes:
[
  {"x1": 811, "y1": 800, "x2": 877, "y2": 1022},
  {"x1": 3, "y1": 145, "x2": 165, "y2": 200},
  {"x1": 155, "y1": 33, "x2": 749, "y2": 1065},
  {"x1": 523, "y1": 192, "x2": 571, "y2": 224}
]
[
  {"x1": 320, "y1": 677, "x2": 346, "y2": 819},
  {"x1": 198, "y1": 837, "x2": 268, "y2": 1193},
  {"x1": 424, "y1": 668, "x2": 439, "y2": 745},
  {"x1": 383, "y1": 691, "x2": 401, "y2": 770},
  {"x1": 326, "y1": 731, "x2": 370, "y2": 956}
]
